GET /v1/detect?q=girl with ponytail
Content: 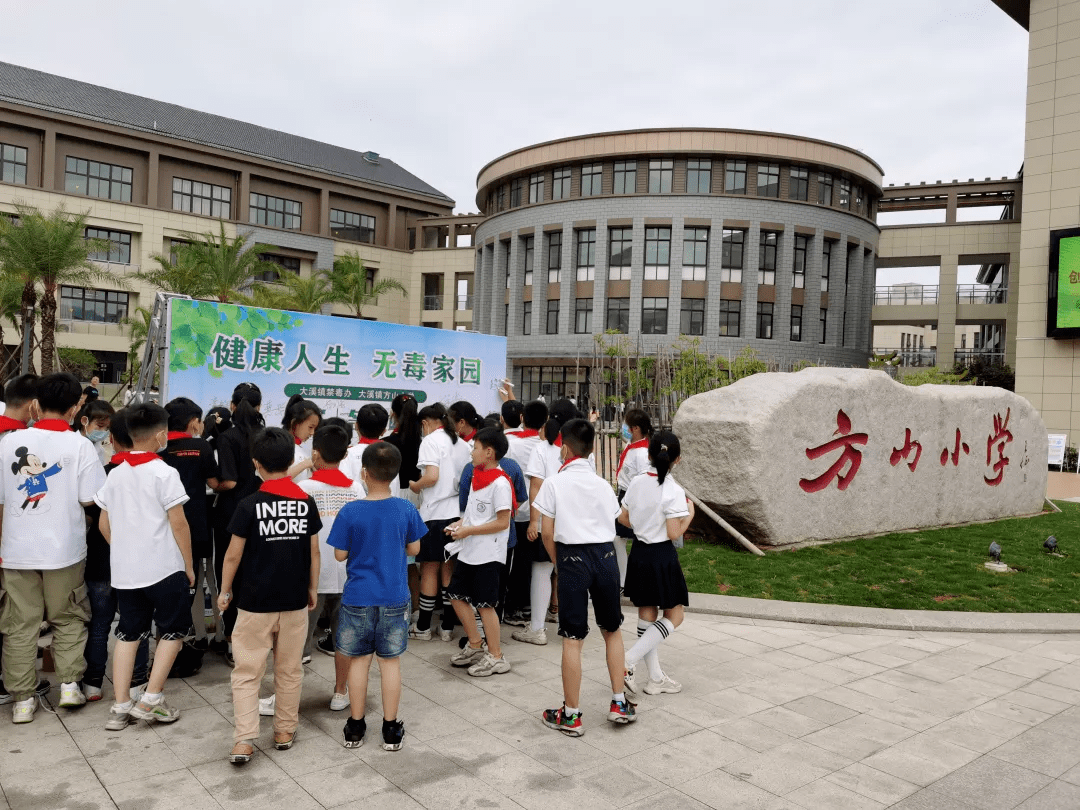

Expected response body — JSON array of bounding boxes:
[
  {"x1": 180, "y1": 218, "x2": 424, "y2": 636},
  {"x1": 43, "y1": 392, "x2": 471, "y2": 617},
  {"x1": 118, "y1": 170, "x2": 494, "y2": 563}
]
[
  {"x1": 281, "y1": 394, "x2": 322, "y2": 481},
  {"x1": 448, "y1": 401, "x2": 484, "y2": 446},
  {"x1": 617, "y1": 430, "x2": 694, "y2": 697},
  {"x1": 613, "y1": 408, "x2": 654, "y2": 589},
  {"x1": 409, "y1": 403, "x2": 469, "y2": 641},
  {"x1": 383, "y1": 393, "x2": 423, "y2": 501}
]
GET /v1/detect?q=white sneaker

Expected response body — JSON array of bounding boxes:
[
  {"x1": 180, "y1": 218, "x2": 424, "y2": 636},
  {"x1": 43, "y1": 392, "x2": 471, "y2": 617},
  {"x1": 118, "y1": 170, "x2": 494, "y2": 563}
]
[
  {"x1": 545, "y1": 608, "x2": 559, "y2": 623},
  {"x1": 59, "y1": 682, "x2": 86, "y2": 708},
  {"x1": 623, "y1": 665, "x2": 638, "y2": 696},
  {"x1": 643, "y1": 674, "x2": 682, "y2": 695},
  {"x1": 12, "y1": 696, "x2": 36, "y2": 724},
  {"x1": 301, "y1": 655, "x2": 312, "y2": 665},
  {"x1": 84, "y1": 684, "x2": 103, "y2": 702},
  {"x1": 259, "y1": 694, "x2": 276, "y2": 717},
  {"x1": 450, "y1": 643, "x2": 487, "y2": 668},
  {"x1": 438, "y1": 628, "x2": 453, "y2": 642},
  {"x1": 511, "y1": 626, "x2": 548, "y2": 646},
  {"x1": 408, "y1": 623, "x2": 431, "y2": 641},
  {"x1": 329, "y1": 691, "x2": 349, "y2": 711},
  {"x1": 467, "y1": 652, "x2": 510, "y2": 678}
]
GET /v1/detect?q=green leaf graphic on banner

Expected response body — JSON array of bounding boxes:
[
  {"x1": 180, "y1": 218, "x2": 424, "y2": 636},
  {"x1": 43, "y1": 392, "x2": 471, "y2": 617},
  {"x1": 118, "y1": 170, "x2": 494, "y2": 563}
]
[{"x1": 169, "y1": 301, "x2": 303, "y2": 373}]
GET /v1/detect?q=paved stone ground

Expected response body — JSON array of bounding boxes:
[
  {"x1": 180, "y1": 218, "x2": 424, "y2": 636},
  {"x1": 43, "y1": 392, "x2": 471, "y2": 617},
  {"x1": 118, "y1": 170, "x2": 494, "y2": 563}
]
[{"x1": 2, "y1": 612, "x2": 1080, "y2": 810}]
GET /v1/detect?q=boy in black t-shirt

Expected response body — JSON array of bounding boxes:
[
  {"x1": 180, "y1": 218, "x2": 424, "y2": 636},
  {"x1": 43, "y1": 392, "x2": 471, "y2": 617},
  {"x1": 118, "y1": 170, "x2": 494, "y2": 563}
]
[
  {"x1": 161, "y1": 398, "x2": 223, "y2": 653},
  {"x1": 218, "y1": 428, "x2": 322, "y2": 765}
]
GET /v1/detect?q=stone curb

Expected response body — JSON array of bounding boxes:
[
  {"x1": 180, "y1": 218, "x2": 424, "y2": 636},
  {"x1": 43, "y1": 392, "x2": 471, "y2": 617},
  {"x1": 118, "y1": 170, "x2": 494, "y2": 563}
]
[{"x1": 660, "y1": 593, "x2": 1080, "y2": 634}]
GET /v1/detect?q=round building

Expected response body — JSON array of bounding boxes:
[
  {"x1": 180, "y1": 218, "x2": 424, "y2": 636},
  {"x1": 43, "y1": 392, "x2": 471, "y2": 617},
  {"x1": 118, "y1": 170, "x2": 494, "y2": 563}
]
[{"x1": 471, "y1": 128, "x2": 883, "y2": 402}]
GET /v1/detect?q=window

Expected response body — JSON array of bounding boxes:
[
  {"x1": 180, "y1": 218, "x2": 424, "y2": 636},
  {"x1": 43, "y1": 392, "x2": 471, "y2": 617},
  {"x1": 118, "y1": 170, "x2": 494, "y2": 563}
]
[
  {"x1": 648, "y1": 159, "x2": 673, "y2": 193},
  {"x1": 523, "y1": 236, "x2": 535, "y2": 286},
  {"x1": 529, "y1": 173, "x2": 544, "y2": 204},
  {"x1": 60, "y1": 286, "x2": 129, "y2": 323},
  {"x1": 255, "y1": 253, "x2": 300, "y2": 283},
  {"x1": 576, "y1": 228, "x2": 596, "y2": 281},
  {"x1": 503, "y1": 241, "x2": 511, "y2": 288},
  {"x1": 85, "y1": 227, "x2": 131, "y2": 264},
  {"x1": 839, "y1": 179, "x2": 851, "y2": 209},
  {"x1": 606, "y1": 297, "x2": 630, "y2": 333},
  {"x1": 821, "y1": 240, "x2": 832, "y2": 292},
  {"x1": 522, "y1": 301, "x2": 532, "y2": 335},
  {"x1": 65, "y1": 156, "x2": 132, "y2": 202},
  {"x1": 581, "y1": 163, "x2": 602, "y2": 196},
  {"x1": 173, "y1": 178, "x2": 231, "y2": 218},
  {"x1": 250, "y1": 193, "x2": 301, "y2": 229},
  {"x1": 721, "y1": 228, "x2": 744, "y2": 283},
  {"x1": 792, "y1": 234, "x2": 808, "y2": 288},
  {"x1": 1, "y1": 143, "x2": 28, "y2": 185},
  {"x1": 718, "y1": 300, "x2": 741, "y2": 336},
  {"x1": 644, "y1": 226, "x2": 670, "y2": 280},
  {"x1": 575, "y1": 298, "x2": 593, "y2": 333},
  {"x1": 511, "y1": 178, "x2": 524, "y2": 207},
  {"x1": 757, "y1": 302, "x2": 774, "y2": 339},
  {"x1": 758, "y1": 231, "x2": 777, "y2": 285},
  {"x1": 790, "y1": 305, "x2": 803, "y2": 341},
  {"x1": 546, "y1": 300, "x2": 559, "y2": 334},
  {"x1": 547, "y1": 230, "x2": 563, "y2": 283},
  {"x1": 855, "y1": 185, "x2": 865, "y2": 214},
  {"x1": 725, "y1": 160, "x2": 747, "y2": 194},
  {"x1": 686, "y1": 159, "x2": 711, "y2": 194},
  {"x1": 789, "y1": 167, "x2": 809, "y2": 201},
  {"x1": 819, "y1": 308, "x2": 827, "y2": 343},
  {"x1": 496, "y1": 185, "x2": 506, "y2": 211},
  {"x1": 613, "y1": 161, "x2": 636, "y2": 194},
  {"x1": 552, "y1": 168, "x2": 571, "y2": 200},
  {"x1": 818, "y1": 173, "x2": 833, "y2": 206},
  {"x1": 757, "y1": 163, "x2": 780, "y2": 197},
  {"x1": 329, "y1": 209, "x2": 375, "y2": 243},
  {"x1": 683, "y1": 227, "x2": 708, "y2": 281},
  {"x1": 641, "y1": 297, "x2": 668, "y2": 334},
  {"x1": 680, "y1": 298, "x2": 705, "y2": 335},
  {"x1": 608, "y1": 227, "x2": 633, "y2": 281},
  {"x1": 365, "y1": 267, "x2": 376, "y2": 293}
]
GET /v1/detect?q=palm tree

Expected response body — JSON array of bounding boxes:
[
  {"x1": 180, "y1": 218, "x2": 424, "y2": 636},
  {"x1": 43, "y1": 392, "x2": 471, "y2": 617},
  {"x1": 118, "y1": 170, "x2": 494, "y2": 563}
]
[
  {"x1": 243, "y1": 282, "x2": 288, "y2": 311},
  {"x1": 174, "y1": 221, "x2": 281, "y2": 303},
  {"x1": 0, "y1": 270, "x2": 23, "y2": 374},
  {"x1": 329, "y1": 251, "x2": 407, "y2": 318},
  {"x1": 270, "y1": 271, "x2": 338, "y2": 314},
  {"x1": 0, "y1": 203, "x2": 115, "y2": 373},
  {"x1": 135, "y1": 248, "x2": 215, "y2": 299}
]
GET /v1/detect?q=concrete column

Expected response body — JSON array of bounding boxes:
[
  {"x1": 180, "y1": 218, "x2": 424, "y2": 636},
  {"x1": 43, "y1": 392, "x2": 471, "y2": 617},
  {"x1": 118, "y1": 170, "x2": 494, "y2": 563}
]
[
  {"x1": 238, "y1": 171, "x2": 251, "y2": 225},
  {"x1": 802, "y1": 230, "x2": 824, "y2": 347},
  {"x1": 146, "y1": 150, "x2": 159, "y2": 208},
  {"x1": 319, "y1": 188, "x2": 330, "y2": 237},
  {"x1": 946, "y1": 193, "x2": 958, "y2": 224},
  {"x1": 774, "y1": 229, "x2": 794, "y2": 351},
  {"x1": 742, "y1": 224, "x2": 761, "y2": 340},
  {"x1": 42, "y1": 128, "x2": 56, "y2": 189},
  {"x1": 493, "y1": 241, "x2": 508, "y2": 335},
  {"x1": 668, "y1": 221, "x2": 684, "y2": 336},
  {"x1": 506, "y1": 236, "x2": 522, "y2": 338},
  {"x1": 936, "y1": 252, "x2": 958, "y2": 368},
  {"x1": 387, "y1": 203, "x2": 397, "y2": 249},
  {"x1": 588, "y1": 226, "x2": 603, "y2": 335},
  {"x1": 827, "y1": 239, "x2": 849, "y2": 347},
  {"x1": 627, "y1": 221, "x2": 644, "y2": 335},
  {"x1": 534, "y1": 231, "x2": 548, "y2": 337}
]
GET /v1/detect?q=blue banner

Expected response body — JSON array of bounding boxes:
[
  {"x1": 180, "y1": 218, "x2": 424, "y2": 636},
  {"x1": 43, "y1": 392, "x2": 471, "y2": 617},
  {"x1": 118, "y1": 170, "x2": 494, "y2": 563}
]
[{"x1": 164, "y1": 299, "x2": 507, "y2": 425}]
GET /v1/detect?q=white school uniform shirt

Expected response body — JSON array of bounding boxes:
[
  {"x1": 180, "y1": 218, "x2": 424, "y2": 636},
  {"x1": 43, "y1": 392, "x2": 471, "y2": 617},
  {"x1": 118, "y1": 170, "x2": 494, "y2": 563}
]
[
  {"x1": 299, "y1": 476, "x2": 365, "y2": 593},
  {"x1": 94, "y1": 453, "x2": 190, "y2": 589},
  {"x1": 292, "y1": 442, "x2": 312, "y2": 482},
  {"x1": 458, "y1": 475, "x2": 513, "y2": 565},
  {"x1": 525, "y1": 441, "x2": 596, "y2": 484},
  {"x1": 338, "y1": 439, "x2": 382, "y2": 484},
  {"x1": 416, "y1": 428, "x2": 466, "y2": 521},
  {"x1": 623, "y1": 469, "x2": 690, "y2": 545},
  {"x1": 504, "y1": 432, "x2": 541, "y2": 523},
  {"x1": 616, "y1": 444, "x2": 651, "y2": 492},
  {"x1": 532, "y1": 458, "x2": 620, "y2": 546},
  {"x1": 0, "y1": 424, "x2": 107, "y2": 570}
]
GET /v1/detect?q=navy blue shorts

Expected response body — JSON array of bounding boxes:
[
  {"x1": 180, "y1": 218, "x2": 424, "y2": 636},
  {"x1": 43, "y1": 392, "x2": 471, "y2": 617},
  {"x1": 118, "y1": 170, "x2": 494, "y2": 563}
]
[
  {"x1": 115, "y1": 571, "x2": 192, "y2": 642},
  {"x1": 416, "y1": 518, "x2": 454, "y2": 563},
  {"x1": 336, "y1": 601, "x2": 410, "y2": 658},
  {"x1": 555, "y1": 542, "x2": 623, "y2": 639},
  {"x1": 445, "y1": 560, "x2": 502, "y2": 609}
]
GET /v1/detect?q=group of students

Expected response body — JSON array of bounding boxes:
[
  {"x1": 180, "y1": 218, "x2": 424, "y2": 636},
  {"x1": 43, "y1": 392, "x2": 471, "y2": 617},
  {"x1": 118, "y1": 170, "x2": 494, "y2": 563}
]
[{"x1": 0, "y1": 371, "x2": 696, "y2": 761}]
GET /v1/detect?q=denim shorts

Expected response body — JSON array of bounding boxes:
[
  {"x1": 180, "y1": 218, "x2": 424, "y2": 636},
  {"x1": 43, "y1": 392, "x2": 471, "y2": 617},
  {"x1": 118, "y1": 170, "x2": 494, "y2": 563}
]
[{"x1": 336, "y1": 601, "x2": 410, "y2": 658}]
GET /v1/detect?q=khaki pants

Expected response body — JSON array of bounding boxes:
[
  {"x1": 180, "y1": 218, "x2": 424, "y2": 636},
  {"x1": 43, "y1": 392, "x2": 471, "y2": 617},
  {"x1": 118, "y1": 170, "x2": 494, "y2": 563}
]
[
  {"x1": 231, "y1": 607, "x2": 307, "y2": 742},
  {"x1": 0, "y1": 562, "x2": 89, "y2": 700}
]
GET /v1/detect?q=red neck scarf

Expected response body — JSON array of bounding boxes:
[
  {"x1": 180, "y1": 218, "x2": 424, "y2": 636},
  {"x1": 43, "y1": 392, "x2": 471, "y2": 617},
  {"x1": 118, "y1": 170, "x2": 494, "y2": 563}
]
[
  {"x1": 460, "y1": 429, "x2": 477, "y2": 443},
  {"x1": 357, "y1": 437, "x2": 379, "y2": 445},
  {"x1": 113, "y1": 451, "x2": 160, "y2": 467},
  {"x1": 506, "y1": 428, "x2": 539, "y2": 438},
  {"x1": 472, "y1": 466, "x2": 517, "y2": 511},
  {"x1": 260, "y1": 477, "x2": 309, "y2": 499},
  {"x1": 32, "y1": 419, "x2": 71, "y2": 432},
  {"x1": 310, "y1": 469, "x2": 354, "y2": 488},
  {"x1": 558, "y1": 456, "x2": 583, "y2": 473},
  {"x1": 167, "y1": 431, "x2": 190, "y2": 442},
  {"x1": 294, "y1": 435, "x2": 303, "y2": 446},
  {"x1": 553, "y1": 434, "x2": 563, "y2": 448},
  {"x1": 0, "y1": 415, "x2": 27, "y2": 433},
  {"x1": 616, "y1": 439, "x2": 649, "y2": 480}
]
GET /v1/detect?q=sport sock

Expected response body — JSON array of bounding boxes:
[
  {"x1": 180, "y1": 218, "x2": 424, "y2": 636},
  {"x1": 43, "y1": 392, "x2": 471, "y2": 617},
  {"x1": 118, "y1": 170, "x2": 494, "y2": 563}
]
[
  {"x1": 625, "y1": 618, "x2": 675, "y2": 670},
  {"x1": 564, "y1": 706, "x2": 580, "y2": 716},
  {"x1": 141, "y1": 691, "x2": 163, "y2": 705},
  {"x1": 114, "y1": 700, "x2": 133, "y2": 711},
  {"x1": 416, "y1": 593, "x2": 436, "y2": 632},
  {"x1": 612, "y1": 692, "x2": 626, "y2": 704}
]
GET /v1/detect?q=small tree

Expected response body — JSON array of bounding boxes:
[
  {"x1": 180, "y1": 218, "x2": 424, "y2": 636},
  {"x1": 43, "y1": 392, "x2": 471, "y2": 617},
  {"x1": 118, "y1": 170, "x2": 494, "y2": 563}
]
[
  {"x1": 329, "y1": 251, "x2": 407, "y2": 318},
  {"x1": 270, "y1": 271, "x2": 338, "y2": 314},
  {"x1": 175, "y1": 221, "x2": 281, "y2": 303},
  {"x1": 58, "y1": 347, "x2": 98, "y2": 380},
  {"x1": 136, "y1": 249, "x2": 215, "y2": 299}
]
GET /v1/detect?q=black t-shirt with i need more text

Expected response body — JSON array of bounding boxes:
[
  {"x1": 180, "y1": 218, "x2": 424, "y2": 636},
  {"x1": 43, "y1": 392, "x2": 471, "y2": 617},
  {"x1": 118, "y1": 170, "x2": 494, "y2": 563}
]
[
  {"x1": 159, "y1": 434, "x2": 218, "y2": 560},
  {"x1": 227, "y1": 485, "x2": 323, "y2": 613}
]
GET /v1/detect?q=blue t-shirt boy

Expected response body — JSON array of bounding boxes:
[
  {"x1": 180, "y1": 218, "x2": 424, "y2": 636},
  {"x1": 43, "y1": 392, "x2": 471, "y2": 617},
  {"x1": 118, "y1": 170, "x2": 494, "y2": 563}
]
[{"x1": 327, "y1": 498, "x2": 427, "y2": 606}]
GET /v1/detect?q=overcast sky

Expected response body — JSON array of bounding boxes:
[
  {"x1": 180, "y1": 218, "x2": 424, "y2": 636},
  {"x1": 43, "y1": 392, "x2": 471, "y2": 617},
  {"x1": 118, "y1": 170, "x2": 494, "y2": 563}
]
[{"x1": 2, "y1": 1, "x2": 1028, "y2": 281}]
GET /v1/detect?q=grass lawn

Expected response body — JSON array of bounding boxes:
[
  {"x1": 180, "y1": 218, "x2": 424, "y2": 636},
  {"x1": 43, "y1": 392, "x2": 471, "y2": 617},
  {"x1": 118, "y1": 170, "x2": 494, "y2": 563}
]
[{"x1": 677, "y1": 501, "x2": 1080, "y2": 613}]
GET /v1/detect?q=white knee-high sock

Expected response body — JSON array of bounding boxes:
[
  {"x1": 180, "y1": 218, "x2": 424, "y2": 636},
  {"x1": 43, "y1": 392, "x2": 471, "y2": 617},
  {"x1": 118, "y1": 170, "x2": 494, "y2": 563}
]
[
  {"x1": 530, "y1": 562, "x2": 554, "y2": 632},
  {"x1": 625, "y1": 618, "x2": 675, "y2": 671},
  {"x1": 631, "y1": 619, "x2": 665, "y2": 681}
]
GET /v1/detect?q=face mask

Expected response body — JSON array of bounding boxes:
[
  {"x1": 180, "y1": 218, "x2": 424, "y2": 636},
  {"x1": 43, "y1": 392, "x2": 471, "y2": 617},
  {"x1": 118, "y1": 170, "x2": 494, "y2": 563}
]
[
  {"x1": 620, "y1": 424, "x2": 633, "y2": 443},
  {"x1": 87, "y1": 429, "x2": 109, "y2": 443}
]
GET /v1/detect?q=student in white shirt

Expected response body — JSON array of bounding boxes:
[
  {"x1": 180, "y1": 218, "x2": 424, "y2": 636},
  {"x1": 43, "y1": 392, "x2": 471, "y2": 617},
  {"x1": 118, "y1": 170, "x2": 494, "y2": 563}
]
[
  {"x1": 444, "y1": 427, "x2": 513, "y2": 677},
  {"x1": 613, "y1": 408, "x2": 654, "y2": 588},
  {"x1": 408, "y1": 404, "x2": 466, "y2": 641},
  {"x1": 532, "y1": 418, "x2": 636, "y2": 737},
  {"x1": 96, "y1": 403, "x2": 193, "y2": 730},
  {"x1": 0, "y1": 373, "x2": 107, "y2": 723},
  {"x1": 282, "y1": 395, "x2": 322, "y2": 482},
  {"x1": 448, "y1": 401, "x2": 483, "y2": 447},
  {"x1": 618, "y1": 431, "x2": 693, "y2": 697},
  {"x1": 338, "y1": 404, "x2": 387, "y2": 483},
  {"x1": 502, "y1": 399, "x2": 545, "y2": 629}
]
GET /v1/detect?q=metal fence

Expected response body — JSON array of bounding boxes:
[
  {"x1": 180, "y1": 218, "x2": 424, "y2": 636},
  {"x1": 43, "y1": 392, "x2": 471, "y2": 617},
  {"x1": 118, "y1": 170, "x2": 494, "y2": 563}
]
[
  {"x1": 956, "y1": 285, "x2": 1007, "y2": 304},
  {"x1": 874, "y1": 347, "x2": 937, "y2": 367},
  {"x1": 456, "y1": 295, "x2": 473, "y2": 310},
  {"x1": 953, "y1": 349, "x2": 1006, "y2": 365},
  {"x1": 422, "y1": 295, "x2": 443, "y2": 311},
  {"x1": 874, "y1": 285, "x2": 939, "y2": 305}
]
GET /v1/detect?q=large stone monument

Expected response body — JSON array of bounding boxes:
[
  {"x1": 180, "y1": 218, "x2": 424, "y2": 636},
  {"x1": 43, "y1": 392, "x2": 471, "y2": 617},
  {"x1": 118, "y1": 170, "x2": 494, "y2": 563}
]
[{"x1": 672, "y1": 368, "x2": 1048, "y2": 547}]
